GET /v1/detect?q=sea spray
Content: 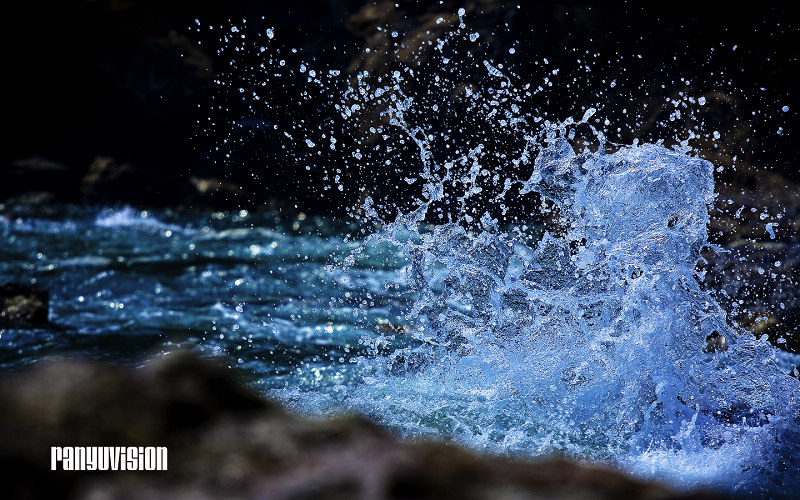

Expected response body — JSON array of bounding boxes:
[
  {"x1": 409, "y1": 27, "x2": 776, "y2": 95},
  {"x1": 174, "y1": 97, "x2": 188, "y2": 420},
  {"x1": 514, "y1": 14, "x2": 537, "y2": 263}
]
[
  {"x1": 203, "y1": 18, "x2": 800, "y2": 497},
  {"x1": 334, "y1": 126, "x2": 800, "y2": 497}
]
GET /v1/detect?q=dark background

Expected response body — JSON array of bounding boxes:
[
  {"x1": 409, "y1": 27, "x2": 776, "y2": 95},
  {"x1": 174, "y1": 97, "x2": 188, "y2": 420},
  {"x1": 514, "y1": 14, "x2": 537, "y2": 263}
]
[{"x1": 1, "y1": 1, "x2": 797, "y2": 210}]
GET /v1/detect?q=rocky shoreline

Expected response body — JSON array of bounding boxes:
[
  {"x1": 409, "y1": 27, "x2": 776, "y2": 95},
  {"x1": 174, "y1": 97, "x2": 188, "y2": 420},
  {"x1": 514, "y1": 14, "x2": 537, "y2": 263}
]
[{"x1": 0, "y1": 350, "x2": 727, "y2": 499}]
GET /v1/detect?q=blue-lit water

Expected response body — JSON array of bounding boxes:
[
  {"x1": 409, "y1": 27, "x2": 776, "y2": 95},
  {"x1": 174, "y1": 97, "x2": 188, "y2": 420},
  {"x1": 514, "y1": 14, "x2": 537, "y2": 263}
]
[
  {"x1": 0, "y1": 206, "x2": 407, "y2": 378},
  {"x1": 3, "y1": 17, "x2": 800, "y2": 499},
  {"x1": 3, "y1": 157, "x2": 798, "y2": 497}
]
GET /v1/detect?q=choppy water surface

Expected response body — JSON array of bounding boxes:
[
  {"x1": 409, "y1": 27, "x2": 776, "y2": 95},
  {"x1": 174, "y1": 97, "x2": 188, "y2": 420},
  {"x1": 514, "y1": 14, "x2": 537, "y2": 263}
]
[
  {"x1": 0, "y1": 207, "x2": 401, "y2": 380},
  {"x1": 4, "y1": 15, "x2": 800, "y2": 498}
]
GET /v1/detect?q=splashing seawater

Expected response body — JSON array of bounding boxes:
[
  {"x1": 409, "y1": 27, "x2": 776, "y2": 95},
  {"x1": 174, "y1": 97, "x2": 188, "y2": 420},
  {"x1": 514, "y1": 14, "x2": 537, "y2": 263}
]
[
  {"x1": 354, "y1": 138, "x2": 800, "y2": 493},
  {"x1": 205, "y1": 19, "x2": 800, "y2": 497},
  {"x1": 312, "y1": 136, "x2": 800, "y2": 496}
]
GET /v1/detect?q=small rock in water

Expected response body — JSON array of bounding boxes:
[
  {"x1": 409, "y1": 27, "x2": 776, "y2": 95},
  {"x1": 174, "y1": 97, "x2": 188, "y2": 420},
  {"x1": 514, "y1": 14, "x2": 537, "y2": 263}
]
[
  {"x1": 0, "y1": 283, "x2": 49, "y2": 326},
  {"x1": 703, "y1": 330, "x2": 728, "y2": 353}
]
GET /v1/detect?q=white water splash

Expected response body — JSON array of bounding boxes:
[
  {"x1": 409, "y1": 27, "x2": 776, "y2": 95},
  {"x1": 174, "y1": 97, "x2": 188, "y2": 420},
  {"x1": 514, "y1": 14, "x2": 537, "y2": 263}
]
[{"x1": 210, "y1": 18, "x2": 800, "y2": 498}]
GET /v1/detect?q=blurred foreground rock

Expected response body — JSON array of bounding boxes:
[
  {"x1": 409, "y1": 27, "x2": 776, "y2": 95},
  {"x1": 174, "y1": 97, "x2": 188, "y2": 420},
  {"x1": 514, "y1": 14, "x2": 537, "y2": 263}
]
[
  {"x1": 0, "y1": 283, "x2": 49, "y2": 326},
  {"x1": 0, "y1": 351, "x2": 726, "y2": 499}
]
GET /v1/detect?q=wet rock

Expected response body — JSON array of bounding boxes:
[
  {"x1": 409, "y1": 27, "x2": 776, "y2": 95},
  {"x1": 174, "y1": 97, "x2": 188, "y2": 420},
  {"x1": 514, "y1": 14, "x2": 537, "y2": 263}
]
[
  {"x1": 186, "y1": 176, "x2": 250, "y2": 209},
  {"x1": 0, "y1": 283, "x2": 49, "y2": 326},
  {"x1": 3, "y1": 191, "x2": 57, "y2": 207},
  {"x1": 709, "y1": 172, "x2": 800, "y2": 246},
  {"x1": 0, "y1": 156, "x2": 77, "y2": 203},
  {"x1": 0, "y1": 351, "x2": 726, "y2": 499},
  {"x1": 80, "y1": 156, "x2": 144, "y2": 203},
  {"x1": 701, "y1": 240, "x2": 800, "y2": 353},
  {"x1": 703, "y1": 330, "x2": 728, "y2": 353}
]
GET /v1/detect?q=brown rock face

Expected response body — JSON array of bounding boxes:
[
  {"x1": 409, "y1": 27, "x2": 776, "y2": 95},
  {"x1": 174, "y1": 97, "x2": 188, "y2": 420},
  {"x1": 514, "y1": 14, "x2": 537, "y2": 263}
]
[{"x1": 0, "y1": 351, "x2": 726, "y2": 499}]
